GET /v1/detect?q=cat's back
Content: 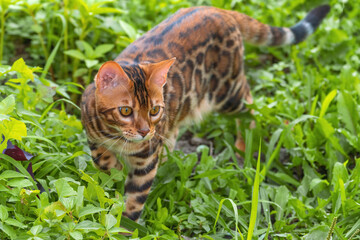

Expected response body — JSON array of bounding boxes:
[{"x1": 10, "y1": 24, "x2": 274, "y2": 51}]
[{"x1": 116, "y1": 6, "x2": 239, "y2": 64}]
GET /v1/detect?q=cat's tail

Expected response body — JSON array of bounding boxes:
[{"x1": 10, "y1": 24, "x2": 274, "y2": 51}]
[{"x1": 229, "y1": 5, "x2": 330, "y2": 46}]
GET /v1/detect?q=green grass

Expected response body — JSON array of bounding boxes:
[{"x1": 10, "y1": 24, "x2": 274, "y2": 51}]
[{"x1": 0, "y1": 0, "x2": 360, "y2": 239}]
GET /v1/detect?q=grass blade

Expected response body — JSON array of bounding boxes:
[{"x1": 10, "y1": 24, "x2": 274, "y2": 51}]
[
  {"x1": 40, "y1": 38, "x2": 62, "y2": 80},
  {"x1": 319, "y1": 90, "x2": 337, "y2": 118},
  {"x1": 213, "y1": 198, "x2": 244, "y2": 240},
  {"x1": 247, "y1": 140, "x2": 261, "y2": 240},
  {"x1": 120, "y1": 217, "x2": 147, "y2": 237}
]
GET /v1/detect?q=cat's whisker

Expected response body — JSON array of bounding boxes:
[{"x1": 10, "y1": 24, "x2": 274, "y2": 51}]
[
  {"x1": 98, "y1": 136, "x2": 121, "y2": 147},
  {"x1": 119, "y1": 138, "x2": 129, "y2": 154},
  {"x1": 91, "y1": 138, "x2": 122, "y2": 169},
  {"x1": 117, "y1": 82, "x2": 133, "y2": 100},
  {"x1": 155, "y1": 133, "x2": 174, "y2": 149}
]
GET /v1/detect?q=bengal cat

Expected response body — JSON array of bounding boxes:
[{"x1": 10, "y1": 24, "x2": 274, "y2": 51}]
[{"x1": 81, "y1": 5, "x2": 330, "y2": 221}]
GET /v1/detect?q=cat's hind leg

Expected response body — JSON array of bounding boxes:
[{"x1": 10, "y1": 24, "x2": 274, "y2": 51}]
[
  {"x1": 216, "y1": 79, "x2": 255, "y2": 152},
  {"x1": 234, "y1": 93, "x2": 255, "y2": 152}
]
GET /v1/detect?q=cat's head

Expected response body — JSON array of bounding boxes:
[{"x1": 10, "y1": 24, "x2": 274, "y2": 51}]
[{"x1": 94, "y1": 58, "x2": 175, "y2": 142}]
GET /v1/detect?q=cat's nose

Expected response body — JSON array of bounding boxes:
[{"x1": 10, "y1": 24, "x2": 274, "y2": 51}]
[{"x1": 137, "y1": 128, "x2": 150, "y2": 137}]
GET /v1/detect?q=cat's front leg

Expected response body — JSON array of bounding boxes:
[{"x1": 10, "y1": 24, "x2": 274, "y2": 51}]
[
  {"x1": 89, "y1": 142, "x2": 122, "y2": 171},
  {"x1": 123, "y1": 149, "x2": 160, "y2": 221}
]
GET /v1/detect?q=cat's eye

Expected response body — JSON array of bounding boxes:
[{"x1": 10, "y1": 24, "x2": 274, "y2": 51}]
[
  {"x1": 150, "y1": 106, "x2": 161, "y2": 116},
  {"x1": 119, "y1": 107, "x2": 133, "y2": 117}
]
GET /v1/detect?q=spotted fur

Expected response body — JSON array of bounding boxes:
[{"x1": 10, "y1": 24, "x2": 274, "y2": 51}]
[{"x1": 81, "y1": 5, "x2": 330, "y2": 222}]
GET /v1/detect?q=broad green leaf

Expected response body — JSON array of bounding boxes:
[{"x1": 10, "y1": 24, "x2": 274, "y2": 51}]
[
  {"x1": 69, "y1": 231, "x2": 83, "y2": 240},
  {"x1": 0, "y1": 170, "x2": 26, "y2": 179},
  {"x1": 327, "y1": 29, "x2": 348, "y2": 44},
  {"x1": 108, "y1": 227, "x2": 131, "y2": 233},
  {"x1": 64, "y1": 50, "x2": 86, "y2": 60},
  {"x1": 105, "y1": 214, "x2": 117, "y2": 230},
  {"x1": 304, "y1": 225, "x2": 329, "y2": 240},
  {"x1": 75, "y1": 220, "x2": 104, "y2": 230},
  {"x1": 119, "y1": 20, "x2": 137, "y2": 40},
  {"x1": 22, "y1": 135, "x2": 59, "y2": 153},
  {"x1": 0, "y1": 117, "x2": 27, "y2": 140},
  {"x1": 54, "y1": 179, "x2": 77, "y2": 198},
  {"x1": 338, "y1": 91, "x2": 358, "y2": 135},
  {"x1": 244, "y1": 128, "x2": 253, "y2": 168},
  {"x1": 318, "y1": 118, "x2": 335, "y2": 138},
  {"x1": 319, "y1": 90, "x2": 336, "y2": 118},
  {"x1": 85, "y1": 59, "x2": 98, "y2": 68},
  {"x1": 78, "y1": 40, "x2": 94, "y2": 58},
  {"x1": 309, "y1": 178, "x2": 329, "y2": 195},
  {"x1": 75, "y1": 186, "x2": 84, "y2": 214},
  {"x1": 339, "y1": 178, "x2": 347, "y2": 216},
  {"x1": 30, "y1": 225, "x2": 43, "y2": 235},
  {"x1": 332, "y1": 162, "x2": 349, "y2": 187},
  {"x1": 78, "y1": 205, "x2": 105, "y2": 218},
  {"x1": 274, "y1": 186, "x2": 289, "y2": 220},
  {"x1": 94, "y1": 44, "x2": 114, "y2": 57},
  {"x1": 289, "y1": 199, "x2": 307, "y2": 219},
  {"x1": 55, "y1": 209, "x2": 66, "y2": 218},
  {"x1": 31, "y1": 24, "x2": 42, "y2": 33},
  {"x1": 317, "y1": 118, "x2": 348, "y2": 157},
  {"x1": 0, "y1": 184, "x2": 9, "y2": 192},
  {"x1": 61, "y1": 197, "x2": 76, "y2": 210},
  {"x1": 0, "y1": 205, "x2": 8, "y2": 221},
  {"x1": 11, "y1": 58, "x2": 34, "y2": 81},
  {"x1": 7, "y1": 178, "x2": 33, "y2": 188},
  {"x1": 0, "y1": 154, "x2": 37, "y2": 187},
  {"x1": 81, "y1": 171, "x2": 98, "y2": 185},
  {"x1": 5, "y1": 218, "x2": 27, "y2": 228},
  {"x1": 0, "y1": 222, "x2": 16, "y2": 239},
  {"x1": 0, "y1": 94, "x2": 15, "y2": 115},
  {"x1": 41, "y1": 201, "x2": 66, "y2": 221},
  {"x1": 273, "y1": 172, "x2": 300, "y2": 187}
]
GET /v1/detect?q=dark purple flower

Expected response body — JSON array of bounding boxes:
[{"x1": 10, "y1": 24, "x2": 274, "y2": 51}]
[
  {"x1": 3, "y1": 140, "x2": 33, "y2": 161},
  {"x1": 2, "y1": 138, "x2": 44, "y2": 193}
]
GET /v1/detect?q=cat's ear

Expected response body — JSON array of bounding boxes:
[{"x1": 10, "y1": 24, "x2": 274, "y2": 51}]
[
  {"x1": 95, "y1": 61, "x2": 131, "y2": 91},
  {"x1": 141, "y1": 58, "x2": 176, "y2": 88}
]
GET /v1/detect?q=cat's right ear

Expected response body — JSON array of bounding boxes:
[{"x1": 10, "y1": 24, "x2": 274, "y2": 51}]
[{"x1": 95, "y1": 61, "x2": 132, "y2": 91}]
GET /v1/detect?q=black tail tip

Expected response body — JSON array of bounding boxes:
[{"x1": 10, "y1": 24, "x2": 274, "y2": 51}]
[{"x1": 305, "y1": 5, "x2": 331, "y2": 30}]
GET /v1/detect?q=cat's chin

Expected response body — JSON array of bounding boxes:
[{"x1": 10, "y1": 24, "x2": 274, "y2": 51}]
[{"x1": 125, "y1": 135, "x2": 154, "y2": 143}]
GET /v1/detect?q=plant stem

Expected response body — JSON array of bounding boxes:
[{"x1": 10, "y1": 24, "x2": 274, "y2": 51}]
[
  {"x1": 30, "y1": 13, "x2": 49, "y2": 60},
  {"x1": 87, "y1": 68, "x2": 93, "y2": 85},
  {"x1": 71, "y1": 20, "x2": 88, "y2": 84},
  {"x1": 0, "y1": 10, "x2": 6, "y2": 64},
  {"x1": 63, "y1": 0, "x2": 69, "y2": 79}
]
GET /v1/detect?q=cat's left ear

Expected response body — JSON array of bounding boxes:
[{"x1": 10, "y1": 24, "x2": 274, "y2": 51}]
[{"x1": 141, "y1": 58, "x2": 176, "y2": 88}]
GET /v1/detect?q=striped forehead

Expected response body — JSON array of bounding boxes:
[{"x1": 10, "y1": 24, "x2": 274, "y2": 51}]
[{"x1": 121, "y1": 64, "x2": 149, "y2": 107}]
